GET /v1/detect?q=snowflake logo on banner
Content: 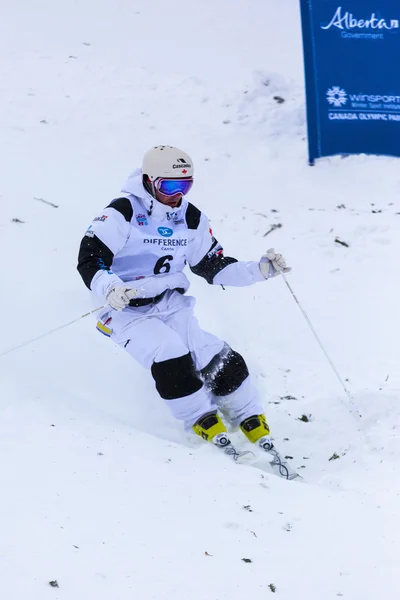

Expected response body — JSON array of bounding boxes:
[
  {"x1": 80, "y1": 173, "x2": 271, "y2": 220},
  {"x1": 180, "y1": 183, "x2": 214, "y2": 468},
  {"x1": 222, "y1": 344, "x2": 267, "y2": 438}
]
[{"x1": 326, "y1": 87, "x2": 348, "y2": 107}]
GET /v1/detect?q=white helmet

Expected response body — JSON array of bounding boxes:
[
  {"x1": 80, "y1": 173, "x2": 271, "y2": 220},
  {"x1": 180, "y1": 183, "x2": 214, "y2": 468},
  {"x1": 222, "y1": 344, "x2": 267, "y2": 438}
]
[{"x1": 142, "y1": 145, "x2": 194, "y2": 180}]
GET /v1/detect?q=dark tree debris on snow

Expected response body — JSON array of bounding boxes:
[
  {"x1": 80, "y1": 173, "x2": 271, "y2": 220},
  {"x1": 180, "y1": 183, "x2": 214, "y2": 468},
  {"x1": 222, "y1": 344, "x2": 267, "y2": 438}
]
[
  {"x1": 263, "y1": 223, "x2": 282, "y2": 237},
  {"x1": 242, "y1": 558, "x2": 253, "y2": 563},
  {"x1": 273, "y1": 95, "x2": 285, "y2": 104},
  {"x1": 298, "y1": 414, "x2": 311, "y2": 423},
  {"x1": 11, "y1": 218, "x2": 25, "y2": 223},
  {"x1": 335, "y1": 237, "x2": 350, "y2": 248},
  {"x1": 329, "y1": 452, "x2": 340, "y2": 461},
  {"x1": 269, "y1": 583, "x2": 277, "y2": 593},
  {"x1": 49, "y1": 580, "x2": 59, "y2": 588},
  {"x1": 34, "y1": 197, "x2": 59, "y2": 208}
]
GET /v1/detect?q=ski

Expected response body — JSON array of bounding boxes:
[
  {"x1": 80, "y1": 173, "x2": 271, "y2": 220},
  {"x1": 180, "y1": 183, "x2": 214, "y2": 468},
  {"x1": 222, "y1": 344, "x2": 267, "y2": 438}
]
[
  {"x1": 212, "y1": 433, "x2": 301, "y2": 480},
  {"x1": 256, "y1": 436, "x2": 301, "y2": 480},
  {"x1": 213, "y1": 433, "x2": 256, "y2": 463},
  {"x1": 258, "y1": 444, "x2": 301, "y2": 480}
]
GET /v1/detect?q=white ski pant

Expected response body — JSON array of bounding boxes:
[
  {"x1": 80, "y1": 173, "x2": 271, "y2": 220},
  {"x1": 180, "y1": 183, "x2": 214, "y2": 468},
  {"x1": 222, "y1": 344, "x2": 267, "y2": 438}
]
[{"x1": 100, "y1": 290, "x2": 263, "y2": 430}]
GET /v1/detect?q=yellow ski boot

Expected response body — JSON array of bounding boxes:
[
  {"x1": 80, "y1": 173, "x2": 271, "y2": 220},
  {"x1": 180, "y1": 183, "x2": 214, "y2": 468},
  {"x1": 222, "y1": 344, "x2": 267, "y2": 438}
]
[
  {"x1": 240, "y1": 414, "x2": 299, "y2": 480},
  {"x1": 193, "y1": 412, "x2": 255, "y2": 463},
  {"x1": 240, "y1": 414, "x2": 271, "y2": 446},
  {"x1": 193, "y1": 411, "x2": 227, "y2": 442}
]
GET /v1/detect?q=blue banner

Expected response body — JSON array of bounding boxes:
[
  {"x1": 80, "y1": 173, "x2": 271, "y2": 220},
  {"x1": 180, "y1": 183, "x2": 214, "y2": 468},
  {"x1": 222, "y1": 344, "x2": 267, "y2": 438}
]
[{"x1": 300, "y1": 0, "x2": 400, "y2": 164}]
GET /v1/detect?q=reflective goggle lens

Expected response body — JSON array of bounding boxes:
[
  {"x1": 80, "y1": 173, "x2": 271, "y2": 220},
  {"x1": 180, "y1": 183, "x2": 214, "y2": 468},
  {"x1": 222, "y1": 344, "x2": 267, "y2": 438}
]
[{"x1": 156, "y1": 178, "x2": 193, "y2": 196}]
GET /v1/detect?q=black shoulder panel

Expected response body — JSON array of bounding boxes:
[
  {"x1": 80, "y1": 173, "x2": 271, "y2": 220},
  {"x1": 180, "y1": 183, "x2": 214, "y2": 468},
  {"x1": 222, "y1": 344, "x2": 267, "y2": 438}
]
[
  {"x1": 190, "y1": 251, "x2": 238, "y2": 285},
  {"x1": 185, "y1": 202, "x2": 201, "y2": 230},
  {"x1": 77, "y1": 234, "x2": 114, "y2": 289},
  {"x1": 107, "y1": 197, "x2": 133, "y2": 222}
]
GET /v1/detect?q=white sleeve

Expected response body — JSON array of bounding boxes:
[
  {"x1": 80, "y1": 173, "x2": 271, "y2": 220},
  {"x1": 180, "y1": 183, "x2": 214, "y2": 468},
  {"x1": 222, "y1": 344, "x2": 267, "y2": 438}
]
[
  {"x1": 123, "y1": 272, "x2": 190, "y2": 299},
  {"x1": 187, "y1": 212, "x2": 265, "y2": 287},
  {"x1": 213, "y1": 260, "x2": 265, "y2": 286},
  {"x1": 90, "y1": 270, "x2": 124, "y2": 299}
]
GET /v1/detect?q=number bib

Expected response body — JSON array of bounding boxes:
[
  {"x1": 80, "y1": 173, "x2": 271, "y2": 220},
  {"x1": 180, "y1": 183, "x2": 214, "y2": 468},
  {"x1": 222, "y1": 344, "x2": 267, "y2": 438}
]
[{"x1": 111, "y1": 198, "x2": 189, "y2": 280}]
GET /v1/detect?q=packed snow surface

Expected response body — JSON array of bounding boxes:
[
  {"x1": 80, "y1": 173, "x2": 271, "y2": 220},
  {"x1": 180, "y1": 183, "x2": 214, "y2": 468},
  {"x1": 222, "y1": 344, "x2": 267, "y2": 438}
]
[{"x1": 1, "y1": 1, "x2": 399, "y2": 598}]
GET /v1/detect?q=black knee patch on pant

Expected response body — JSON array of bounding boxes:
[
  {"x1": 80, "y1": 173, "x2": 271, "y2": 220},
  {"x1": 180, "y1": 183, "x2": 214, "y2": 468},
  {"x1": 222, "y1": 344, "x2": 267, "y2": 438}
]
[
  {"x1": 201, "y1": 347, "x2": 249, "y2": 396},
  {"x1": 151, "y1": 352, "x2": 203, "y2": 400}
]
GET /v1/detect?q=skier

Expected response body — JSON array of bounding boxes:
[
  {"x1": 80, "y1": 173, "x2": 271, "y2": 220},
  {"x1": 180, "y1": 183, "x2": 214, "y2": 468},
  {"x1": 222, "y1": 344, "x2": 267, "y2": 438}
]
[{"x1": 77, "y1": 145, "x2": 292, "y2": 469}]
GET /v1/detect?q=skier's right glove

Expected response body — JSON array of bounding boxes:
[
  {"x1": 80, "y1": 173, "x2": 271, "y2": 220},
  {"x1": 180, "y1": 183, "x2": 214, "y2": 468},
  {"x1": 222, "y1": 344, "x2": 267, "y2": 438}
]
[
  {"x1": 106, "y1": 285, "x2": 138, "y2": 311},
  {"x1": 259, "y1": 248, "x2": 291, "y2": 279}
]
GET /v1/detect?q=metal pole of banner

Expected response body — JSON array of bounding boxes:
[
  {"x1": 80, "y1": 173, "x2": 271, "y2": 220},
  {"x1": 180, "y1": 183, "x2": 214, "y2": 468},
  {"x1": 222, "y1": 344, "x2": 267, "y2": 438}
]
[{"x1": 0, "y1": 306, "x2": 105, "y2": 359}]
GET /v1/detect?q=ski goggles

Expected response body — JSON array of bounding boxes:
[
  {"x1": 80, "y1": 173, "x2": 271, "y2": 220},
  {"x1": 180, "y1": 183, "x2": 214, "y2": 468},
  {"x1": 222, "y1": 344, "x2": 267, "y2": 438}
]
[{"x1": 155, "y1": 177, "x2": 193, "y2": 197}]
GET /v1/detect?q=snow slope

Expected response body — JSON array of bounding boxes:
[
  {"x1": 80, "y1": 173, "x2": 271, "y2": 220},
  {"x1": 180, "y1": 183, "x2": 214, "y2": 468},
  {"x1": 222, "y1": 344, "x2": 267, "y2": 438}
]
[{"x1": 1, "y1": 0, "x2": 400, "y2": 598}]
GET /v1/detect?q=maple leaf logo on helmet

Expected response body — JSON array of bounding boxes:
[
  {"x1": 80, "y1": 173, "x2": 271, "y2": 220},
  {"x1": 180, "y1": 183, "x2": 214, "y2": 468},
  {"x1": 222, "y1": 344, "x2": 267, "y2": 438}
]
[{"x1": 142, "y1": 146, "x2": 194, "y2": 180}]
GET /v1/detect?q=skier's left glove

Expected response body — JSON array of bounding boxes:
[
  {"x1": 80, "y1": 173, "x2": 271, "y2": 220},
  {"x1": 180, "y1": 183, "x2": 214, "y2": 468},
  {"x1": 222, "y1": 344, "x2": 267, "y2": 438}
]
[
  {"x1": 106, "y1": 285, "x2": 138, "y2": 311},
  {"x1": 259, "y1": 248, "x2": 291, "y2": 279}
]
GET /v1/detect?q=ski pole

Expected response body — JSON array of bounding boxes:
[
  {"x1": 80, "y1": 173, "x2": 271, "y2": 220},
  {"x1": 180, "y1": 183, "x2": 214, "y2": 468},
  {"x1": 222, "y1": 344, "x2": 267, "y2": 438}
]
[
  {"x1": 280, "y1": 272, "x2": 362, "y2": 419},
  {"x1": 0, "y1": 305, "x2": 105, "y2": 359}
]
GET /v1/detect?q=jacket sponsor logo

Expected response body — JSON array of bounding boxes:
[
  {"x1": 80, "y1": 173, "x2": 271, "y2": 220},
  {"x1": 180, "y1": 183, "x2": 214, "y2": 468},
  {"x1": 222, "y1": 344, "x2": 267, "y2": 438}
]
[
  {"x1": 166, "y1": 212, "x2": 185, "y2": 225},
  {"x1": 207, "y1": 241, "x2": 223, "y2": 258},
  {"x1": 85, "y1": 225, "x2": 94, "y2": 238},
  {"x1": 97, "y1": 258, "x2": 113, "y2": 274},
  {"x1": 144, "y1": 238, "x2": 188, "y2": 247},
  {"x1": 168, "y1": 212, "x2": 185, "y2": 225},
  {"x1": 93, "y1": 215, "x2": 108, "y2": 222},
  {"x1": 158, "y1": 227, "x2": 173, "y2": 237},
  {"x1": 136, "y1": 213, "x2": 148, "y2": 226},
  {"x1": 96, "y1": 317, "x2": 113, "y2": 337}
]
